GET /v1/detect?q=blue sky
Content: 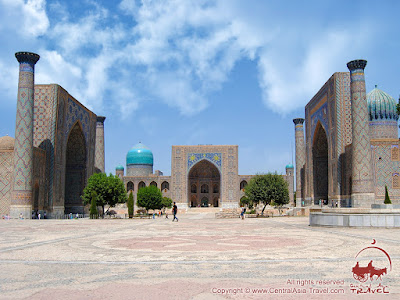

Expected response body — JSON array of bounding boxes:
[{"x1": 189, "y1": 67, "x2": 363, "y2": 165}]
[{"x1": 1, "y1": 0, "x2": 400, "y2": 176}]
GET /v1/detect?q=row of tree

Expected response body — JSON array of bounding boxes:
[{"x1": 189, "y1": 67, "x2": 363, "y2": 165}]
[
  {"x1": 82, "y1": 172, "x2": 290, "y2": 218},
  {"x1": 82, "y1": 173, "x2": 172, "y2": 219}
]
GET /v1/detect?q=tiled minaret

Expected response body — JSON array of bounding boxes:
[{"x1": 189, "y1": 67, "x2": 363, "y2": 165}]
[
  {"x1": 285, "y1": 164, "x2": 295, "y2": 206},
  {"x1": 94, "y1": 116, "x2": 106, "y2": 173},
  {"x1": 347, "y1": 59, "x2": 375, "y2": 207},
  {"x1": 293, "y1": 118, "x2": 305, "y2": 207},
  {"x1": 10, "y1": 52, "x2": 40, "y2": 219}
]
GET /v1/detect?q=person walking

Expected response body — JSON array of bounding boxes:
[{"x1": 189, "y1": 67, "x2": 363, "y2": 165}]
[{"x1": 172, "y1": 202, "x2": 178, "y2": 222}]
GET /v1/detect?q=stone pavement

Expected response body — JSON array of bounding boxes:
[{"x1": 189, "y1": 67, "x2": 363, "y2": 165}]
[{"x1": 0, "y1": 213, "x2": 399, "y2": 299}]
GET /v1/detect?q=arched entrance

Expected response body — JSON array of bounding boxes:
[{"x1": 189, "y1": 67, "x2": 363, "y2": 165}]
[
  {"x1": 312, "y1": 123, "x2": 328, "y2": 205},
  {"x1": 64, "y1": 122, "x2": 87, "y2": 214},
  {"x1": 188, "y1": 160, "x2": 220, "y2": 207}
]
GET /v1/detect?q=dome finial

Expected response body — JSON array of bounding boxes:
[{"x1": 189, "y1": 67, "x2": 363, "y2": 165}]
[{"x1": 375, "y1": 84, "x2": 378, "y2": 88}]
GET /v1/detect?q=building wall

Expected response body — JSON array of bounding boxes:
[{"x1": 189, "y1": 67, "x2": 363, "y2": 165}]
[
  {"x1": 171, "y1": 145, "x2": 239, "y2": 209},
  {"x1": 0, "y1": 150, "x2": 13, "y2": 216},
  {"x1": 304, "y1": 72, "x2": 351, "y2": 205},
  {"x1": 33, "y1": 84, "x2": 97, "y2": 215}
]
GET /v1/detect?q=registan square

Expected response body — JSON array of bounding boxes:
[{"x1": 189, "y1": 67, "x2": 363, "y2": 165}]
[{"x1": 1, "y1": 1, "x2": 400, "y2": 299}]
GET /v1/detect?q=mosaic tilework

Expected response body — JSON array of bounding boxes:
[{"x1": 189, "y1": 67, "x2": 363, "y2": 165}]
[
  {"x1": 371, "y1": 141, "x2": 400, "y2": 203},
  {"x1": 293, "y1": 119, "x2": 305, "y2": 201},
  {"x1": 0, "y1": 151, "x2": 13, "y2": 215},
  {"x1": 33, "y1": 85, "x2": 58, "y2": 208},
  {"x1": 187, "y1": 153, "x2": 222, "y2": 170},
  {"x1": 65, "y1": 97, "x2": 90, "y2": 143},
  {"x1": 348, "y1": 62, "x2": 374, "y2": 194},
  {"x1": 12, "y1": 59, "x2": 38, "y2": 206},
  {"x1": 94, "y1": 117, "x2": 105, "y2": 173}
]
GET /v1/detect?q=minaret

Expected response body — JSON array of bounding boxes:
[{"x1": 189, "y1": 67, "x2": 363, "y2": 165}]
[
  {"x1": 10, "y1": 52, "x2": 40, "y2": 219},
  {"x1": 285, "y1": 164, "x2": 295, "y2": 206},
  {"x1": 347, "y1": 59, "x2": 375, "y2": 207},
  {"x1": 293, "y1": 118, "x2": 305, "y2": 207},
  {"x1": 115, "y1": 165, "x2": 124, "y2": 179},
  {"x1": 94, "y1": 116, "x2": 106, "y2": 173}
]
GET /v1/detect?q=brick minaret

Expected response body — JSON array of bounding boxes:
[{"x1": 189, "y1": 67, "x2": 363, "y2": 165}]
[
  {"x1": 10, "y1": 52, "x2": 40, "y2": 219},
  {"x1": 293, "y1": 118, "x2": 305, "y2": 207},
  {"x1": 347, "y1": 59, "x2": 375, "y2": 207},
  {"x1": 94, "y1": 116, "x2": 106, "y2": 173}
]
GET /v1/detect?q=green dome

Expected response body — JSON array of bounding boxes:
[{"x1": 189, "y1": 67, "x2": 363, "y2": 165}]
[
  {"x1": 286, "y1": 163, "x2": 294, "y2": 169},
  {"x1": 115, "y1": 164, "x2": 124, "y2": 171},
  {"x1": 367, "y1": 86, "x2": 399, "y2": 121},
  {"x1": 126, "y1": 142, "x2": 153, "y2": 166}
]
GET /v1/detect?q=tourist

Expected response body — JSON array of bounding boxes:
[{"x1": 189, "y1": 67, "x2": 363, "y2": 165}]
[
  {"x1": 38, "y1": 213, "x2": 41, "y2": 220},
  {"x1": 19, "y1": 213, "x2": 23, "y2": 220},
  {"x1": 172, "y1": 202, "x2": 178, "y2": 222},
  {"x1": 240, "y1": 207, "x2": 245, "y2": 220}
]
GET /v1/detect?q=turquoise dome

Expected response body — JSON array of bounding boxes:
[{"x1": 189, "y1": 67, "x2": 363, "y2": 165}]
[
  {"x1": 367, "y1": 86, "x2": 399, "y2": 121},
  {"x1": 286, "y1": 163, "x2": 294, "y2": 169},
  {"x1": 126, "y1": 142, "x2": 153, "y2": 165},
  {"x1": 115, "y1": 164, "x2": 124, "y2": 171}
]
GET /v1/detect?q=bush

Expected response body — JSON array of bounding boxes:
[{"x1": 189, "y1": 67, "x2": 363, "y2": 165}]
[
  {"x1": 127, "y1": 192, "x2": 134, "y2": 218},
  {"x1": 137, "y1": 185, "x2": 162, "y2": 212},
  {"x1": 384, "y1": 185, "x2": 392, "y2": 204}
]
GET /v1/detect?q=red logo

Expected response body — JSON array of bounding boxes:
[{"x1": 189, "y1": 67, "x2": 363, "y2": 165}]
[{"x1": 350, "y1": 240, "x2": 392, "y2": 294}]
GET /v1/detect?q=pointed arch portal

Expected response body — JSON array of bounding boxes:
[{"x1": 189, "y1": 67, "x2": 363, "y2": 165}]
[
  {"x1": 188, "y1": 160, "x2": 220, "y2": 207},
  {"x1": 64, "y1": 122, "x2": 87, "y2": 214},
  {"x1": 312, "y1": 123, "x2": 328, "y2": 204}
]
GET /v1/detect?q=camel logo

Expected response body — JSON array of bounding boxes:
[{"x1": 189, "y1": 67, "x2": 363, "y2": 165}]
[{"x1": 350, "y1": 240, "x2": 391, "y2": 294}]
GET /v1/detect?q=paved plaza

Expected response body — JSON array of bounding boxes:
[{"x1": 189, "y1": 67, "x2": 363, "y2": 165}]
[{"x1": 0, "y1": 214, "x2": 399, "y2": 299}]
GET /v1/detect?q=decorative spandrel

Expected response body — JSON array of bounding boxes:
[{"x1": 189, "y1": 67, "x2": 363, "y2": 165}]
[{"x1": 187, "y1": 153, "x2": 222, "y2": 170}]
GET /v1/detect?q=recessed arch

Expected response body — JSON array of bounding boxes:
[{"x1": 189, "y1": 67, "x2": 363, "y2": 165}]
[
  {"x1": 138, "y1": 181, "x2": 146, "y2": 189},
  {"x1": 312, "y1": 122, "x2": 328, "y2": 204},
  {"x1": 150, "y1": 181, "x2": 157, "y2": 187},
  {"x1": 240, "y1": 180, "x2": 248, "y2": 191},
  {"x1": 188, "y1": 159, "x2": 220, "y2": 207},
  {"x1": 161, "y1": 181, "x2": 169, "y2": 191},
  {"x1": 127, "y1": 181, "x2": 134, "y2": 192},
  {"x1": 64, "y1": 121, "x2": 87, "y2": 214}
]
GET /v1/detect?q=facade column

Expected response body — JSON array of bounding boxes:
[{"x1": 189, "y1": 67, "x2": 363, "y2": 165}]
[
  {"x1": 94, "y1": 116, "x2": 106, "y2": 173},
  {"x1": 347, "y1": 60, "x2": 375, "y2": 207},
  {"x1": 10, "y1": 52, "x2": 40, "y2": 219},
  {"x1": 285, "y1": 165, "x2": 295, "y2": 206},
  {"x1": 293, "y1": 118, "x2": 305, "y2": 207}
]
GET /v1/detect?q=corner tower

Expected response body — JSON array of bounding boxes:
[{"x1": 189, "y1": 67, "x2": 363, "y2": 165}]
[
  {"x1": 10, "y1": 52, "x2": 40, "y2": 218},
  {"x1": 293, "y1": 118, "x2": 305, "y2": 207},
  {"x1": 347, "y1": 59, "x2": 375, "y2": 207}
]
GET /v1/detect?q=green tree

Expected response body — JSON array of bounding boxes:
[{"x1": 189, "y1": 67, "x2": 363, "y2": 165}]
[
  {"x1": 127, "y1": 191, "x2": 134, "y2": 218},
  {"x1": 245, "y1": 173, "x2": 289, "y2": 215},
  {"x1": 82, "y1": 173, "x2": 127, "y2": 215},
  {"x1": 89, "y1": 191, "x2": 98, "y2": 219},
  {"x1": 240, "y1": 196, "x2": 253, "y2": 209},
  {"x1": 161, "y1": 197, "x2": 173, "y2": 209},
  {"x1": 384, "y1": 185, "x2": 392, "y2": 204},
  {"x1": 137, "y1": 185, "x2": 162, "y2": 212}
]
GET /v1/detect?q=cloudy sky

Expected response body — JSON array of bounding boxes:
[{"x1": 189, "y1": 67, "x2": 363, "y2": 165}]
[{"x1": 1, "y1": 0, "x2": 399, "y2": 175}]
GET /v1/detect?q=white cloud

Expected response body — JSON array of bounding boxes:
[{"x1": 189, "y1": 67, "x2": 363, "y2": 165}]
[{"x1": 0, "y1": 0, "x2": 49, "y2": 37}]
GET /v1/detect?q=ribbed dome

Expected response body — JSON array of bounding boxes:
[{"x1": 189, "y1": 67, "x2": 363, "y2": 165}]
[
  {"x1": 115, "y1": 164, "x2": 124, "y2": 171},
  {"x1": 286, "y1": 163, "x2": 294, "y2": 169},
  {"x1": 126, "y1": 142, "x2": 153, "y2": 165},
  {"x1": 367, "y1": 86, "x2": 399, "y2": 121},
  {"x1": 0, "y1": 136, "x2": 15, "y2": 150}
]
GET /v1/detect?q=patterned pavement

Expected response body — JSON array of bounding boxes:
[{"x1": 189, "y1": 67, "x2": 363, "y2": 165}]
[{"x1": 0, "y1": 213, "x2": 399, "y2": 299}]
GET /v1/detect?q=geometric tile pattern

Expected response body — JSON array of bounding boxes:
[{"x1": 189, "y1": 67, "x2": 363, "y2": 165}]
[
  {"x1": 347, "y1": 60, "x2": 374, "y2": 194},
  {"x1": 0, "y1": 151, "x2": 13, "y2": 215},
  {"x1": 11, "y1": 55, "x2": 39, "y2": 206},
  {"x1": 293, "y1": 118, "x2": 305, "y2": 201},
  {"x1": 94, "y1": 116, "x2": 106, "y2": 173},
  {"x1": 187, "y1": 153, "x2": 222, "y2": 170}
]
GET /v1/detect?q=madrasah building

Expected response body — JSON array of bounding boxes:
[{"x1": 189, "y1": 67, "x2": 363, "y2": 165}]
[
  {"x1": 0, "y1": 51, "x2": 294, "y2": 218},
  {"x1": 293, "y1": 59, "x2": 400, "y2": 208}
]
